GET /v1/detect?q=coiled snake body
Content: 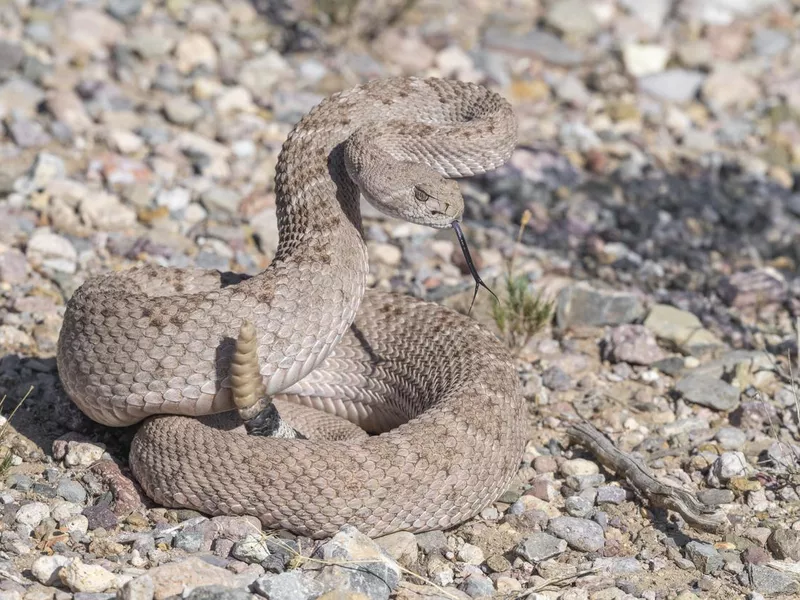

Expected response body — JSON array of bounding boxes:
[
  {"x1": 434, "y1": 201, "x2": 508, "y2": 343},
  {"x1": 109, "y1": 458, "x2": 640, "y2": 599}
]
[{"x1": 57, "y1": 77, "x2": 526, "y2": 538}]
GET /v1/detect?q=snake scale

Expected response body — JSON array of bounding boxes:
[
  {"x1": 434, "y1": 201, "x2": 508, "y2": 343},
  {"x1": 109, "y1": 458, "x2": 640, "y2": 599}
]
[{"x1": 57, "y1": 77, "x2": 526, "y2": 538}]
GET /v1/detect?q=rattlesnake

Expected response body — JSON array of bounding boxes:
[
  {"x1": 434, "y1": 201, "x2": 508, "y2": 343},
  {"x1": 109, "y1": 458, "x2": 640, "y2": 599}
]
[{"x1": 57, "y1": 77, "x2": 526, "y2": 538}]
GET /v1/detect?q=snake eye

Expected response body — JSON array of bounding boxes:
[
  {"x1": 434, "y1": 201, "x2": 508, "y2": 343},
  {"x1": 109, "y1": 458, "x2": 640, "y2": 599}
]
[{"x1": 414, "y1": 186, "x2": 432, "y2": 203}]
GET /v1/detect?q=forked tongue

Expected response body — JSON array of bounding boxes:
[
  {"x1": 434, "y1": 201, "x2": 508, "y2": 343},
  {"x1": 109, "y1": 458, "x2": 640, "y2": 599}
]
[{"x1": 452, "y1": 221, "x2": 498, "y2": 315}]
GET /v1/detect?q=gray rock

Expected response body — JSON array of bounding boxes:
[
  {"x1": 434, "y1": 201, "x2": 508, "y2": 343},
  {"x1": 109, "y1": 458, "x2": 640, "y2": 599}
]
[
  {"x1": 708, "y1": 451, "x2": 749, "y2": 485},
  {"x1": 6, "y1": 474, "x2": 33, "y2": 491},
  {"x1": 0, "y1": 78, "x2": 45, "y2": 117},
  {"x1": 251, "y1": 571, "x2": 323, "y2": 600},
  {"x1": 415, "y1": 530, "x2": 449, "y2": 555},
  {"x1": 201, "y1": 187, "x2": 241, "y2": 215},
  {"x1": 556, "y1": 283, "x2": 644, "y2": 329},
  {"x1": 118, "y1": 575, "x2": 154, "y2": 600},
  {"x1": 618, "y1": 0, "x2": 671, "y2": 29},
  {"x1": 768, "y1": 530, "x2": 800, "y2": 561},
  {"x1": 26, "y1": 229, "x2": 77, "y2": 274},
  {"x1": 57, "y1": 480, "x2": 87, "y2": 504},
  {"x1": 8, "y1": 118, "x2": 51, "y2": 148},
  {"x1": 314, "y1": 525, "x2": 401, "y2": 600},
  {"x1": 184, "y1": 586, "x2": 255, "y2": 600},
  {"x1": 231, "y1": 535, "x2": 270, "y2": 564},
  {"x1": 374, "y1": 531, "x2": 418, "y2": 567},
  {"x1": 697, "y1": 489, "x2": 735, "y2": 505},
  {"x1": 748, "y1": 564, "x2": 799, "y2": 596},
  {"x1": 715, "y1": 427, "x2": 747, "y2": 450},
  {"x1": 547, "y1": 517, "x2": 605, "y2": 552},
  {"x1": 459, "y1": 573, "x2": 494, "y2": 598},
  {"x1": 541, "y1": 366, "x2": 572, "y2": 391},
  {"x1": 684, "y1": 541, "x2": 723, "y2": 574},
  {"x1": 107, "y1": 0, "x2": 143, "y2": 21},
  {"x1": 163, "y1": 96, "x2": 204, "y2": 125},
  {"x1": 238, "y1": 53, "x2": 291, "y2": 98},
  {"x1": 565, "y1": 495, "x2": 593, "y2": 518},
  {"x1": 592, "y1": 557, "x2": 642, "y2": 574},
  {"x1": 0, "y1": 41, "x2": 24, "y2": 74},
  {"x1": 516, "y1": 533, "x2": 567, "y2": 562},
  {"x1": 674, "y1": 375, "x2": 740, "y2": 412},
  {"x1": 0, "y1": 249, "x2": 27, "y2": 284},
  {"x1": 638, "y1": 69, "x2": 705, "y2": 103},
  {"x1": 751, "y1": 29, "x2": 790, "y2": 57},
  {"x1": 596, "y1": 486, "x2": 627, "y2": 505},
  {"x1": 173, "y1": 526, "x2": 208, "y2": 553},
  {"x1": 483, "y1": 27, "x2": 584, "y2": 66}
]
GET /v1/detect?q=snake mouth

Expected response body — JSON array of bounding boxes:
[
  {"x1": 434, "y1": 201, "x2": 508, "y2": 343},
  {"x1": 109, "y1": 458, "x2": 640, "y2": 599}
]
[{"x1": 452, "y1": 221, "x2": 498, "y2": 315}]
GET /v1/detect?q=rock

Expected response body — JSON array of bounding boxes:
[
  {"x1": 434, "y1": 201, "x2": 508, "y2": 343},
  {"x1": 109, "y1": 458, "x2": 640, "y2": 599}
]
[
  {"x1": 715, "y1": 427, "x2": 747, "y2": 450},
  {"x1": 516, "y1": 533, "x2": 568, "y2": 562},
  {"x1": 643, "y1": 304, "x2": 723, "y2": 353},
  {"x1": 107, "y1": 0, "x2": 143, "y2": 21},
  {"x1": 674, "y1": 375, "x2": 740, "y2": 412},
  {"x1": 459, "y1": 573, "x2": 494, "y2": 598},
  {"x1": 201, "y1": 187, "x2": 241, "y2": 215},
  {"x1": 541, "y1": 366, "x2": 572, "y2": 391},
  {"x1": 62, "y1": 441, "x2": 106, "y2": 467},
  {"x1": 708, "y1": 452, "x2": 750, "y2": 485},
  {"x1": 0, "y1": 79, "x2": 45, "y2": 118},
  {"x1": 415, "y1": 530, "x2": 448, "y2": 556},
  {"x1": 157, "y1": 187, "x2": 192, "y2": 212},
  {"x1": 638, "y1": 70, "x2": 705, "y2": 103},
  {"x1": 173, "y1": 526, "x2": 208, "y2": 553},
  {"x1": 374, "y1": 532, "x2": 417, "y2": 567},
  {"x1": 118, "y1": 574, "x2": 154, "y2": 600},
  {"x1": 31, "y1": 555, "x2": 71, "y2": 586},
  {"x1": 176, "y1": 34, "x2": 218, "y2": 74},
  {"x1": 57, "y1": 480, "x2": 88, "y2": 504},
  {"x1": 425, "y1": 554, "x2": 454, "y2": 587},
  {"x1": 79, "y1": 192, "x2": 137, "y2": 230},
  {"x1": 604, "y1": 325, "x2": 665, "y2": 365},
  {"x1": 702, "y1": 66, "x2": 760, "y2": 110},
  {"x1": 457, "y1": 543, "x2": 484, "y2": 565},
  {"x1": 556, "y1": 283, "x2": 644, "y2": 329},
  {"x1": 238, "y1": 53, "x2": 291, "y2": 98},
  {"x1": 618, "y1": 0, "x2": 670, "y2": 30},
  {"x1": 483, "y1": 27, "x2": 584, "y2": 66},
  {"x1": 768, "y1": 530, "x2": 800, "y2": 561},
  {"x1": 231, "y1": 535, "x2": 270, "y2": 564},
  {"x1": 596, "y1": 486, "x2": 626, "y2": 505},
  {"x1": 15, "y1": 502, "x2": 51, "y2": 527},
  {"x1": 314, "y1": 525, "x2": 401, "y2": 600},
  {"x1": 684, "y1": 542, "x2": 723, "y2": 574},
  {"x1": 718, "y1": 268, "x2": 787, "y2": 308},
  {"x1": 148, "y1": 557, "x2": 243, "y2": 600},
  {"x1": 82, "y1": 505, "x2": 119, "y2": 530},
  {"x1": 560, "y1": 458, "x2": 599, "y2": 477},
  {"x1": 8, "y1": 117, "x2": 51, "y2": 148},
  {"x1": 547, "y1": 517, "x2": 604, "y2": 552},
  {"x1": 0, "y1": 41, "x2": 24, "y2": 74},
  {"x1": 66, "y1": 9, "x2": 125, "y2": 54},
  {"x1": 59, "y1": 558, "x2": 118, "y2": 593},
  {"x1": 545, "y1": 0, "x2": 599, "y2": 37},
  {"x1": 46, "y1": 91, "x2": 94, "y2": 134},
  {"x1": 697, "y1": 489, "x2": 734, "y2": 505},
  {"x1": 0, "y1": 249, "x2": 27, "y2": 284},
  {"x1": 164, "y1": 96, "x2": 204, "y2": 125},
  {"x1": 623, "y1": 44, "x2": 670, "y2": 77},
  {"x1": 184, "y1": 586, "x2": 256, "y2": 600},
  {"x1": 748, "y1": 564, "x2": 799, "y2": 596},
  {"x1": 752, "y1": 29, "x2": 790, "y2": 57},
  {"x1": 565, "y1": 495, "x2": 593, "y2": 517},
  {"x1": 251, "y1": 571, "x2": 324, "y2": 600},
  {"x1": 63, "y1": 515, "x2": 90, "y2": 535}
]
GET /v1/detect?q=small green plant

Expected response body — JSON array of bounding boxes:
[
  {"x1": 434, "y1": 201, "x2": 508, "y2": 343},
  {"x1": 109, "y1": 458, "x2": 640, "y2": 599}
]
[
  {"x1": 0, "y1": 385, "x2": 32, "y2": 477},
  {"x1": 491, "y1": 210, "x2": 554, "y2": 353}
]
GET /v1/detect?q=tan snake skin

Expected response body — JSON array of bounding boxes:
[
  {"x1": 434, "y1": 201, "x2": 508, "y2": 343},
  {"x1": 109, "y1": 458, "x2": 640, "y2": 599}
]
[{"x1": 57, "y1": 77, "x2": 526, "y2": 538}]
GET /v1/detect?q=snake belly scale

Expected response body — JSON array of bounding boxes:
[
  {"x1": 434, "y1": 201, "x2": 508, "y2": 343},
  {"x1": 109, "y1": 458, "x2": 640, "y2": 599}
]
[{"x1": 56, "y1": 77, "x2": 527, "y2": 538}]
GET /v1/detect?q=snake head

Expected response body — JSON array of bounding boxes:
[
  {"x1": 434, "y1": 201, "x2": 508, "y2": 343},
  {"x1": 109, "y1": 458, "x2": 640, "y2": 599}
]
[{"x1": 412, "y1": 178, "x2": 464, "y2": 228}]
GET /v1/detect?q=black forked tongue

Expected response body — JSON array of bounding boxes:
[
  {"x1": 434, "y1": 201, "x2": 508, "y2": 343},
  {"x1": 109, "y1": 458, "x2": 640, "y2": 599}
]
[{"x1": 452, "y1": 221, "x2": 498, "y2": 315}]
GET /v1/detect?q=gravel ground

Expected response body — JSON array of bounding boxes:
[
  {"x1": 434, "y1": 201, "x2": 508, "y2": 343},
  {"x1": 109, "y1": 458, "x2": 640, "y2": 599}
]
[{"x1": 1, "y1": 0, "x2": 800, "y2": 599}]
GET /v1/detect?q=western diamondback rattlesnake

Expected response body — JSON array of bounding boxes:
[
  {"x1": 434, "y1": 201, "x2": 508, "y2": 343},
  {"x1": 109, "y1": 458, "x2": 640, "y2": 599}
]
[{"x1": 57, "y1": 76, "x2": 526, "y2": 538}]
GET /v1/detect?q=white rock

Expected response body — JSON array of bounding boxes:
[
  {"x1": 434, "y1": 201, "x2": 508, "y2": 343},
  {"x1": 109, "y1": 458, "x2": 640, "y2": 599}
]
[
  {"x1": 623, "y1": 43, "x2": 670, "y2": 77},
  {"x1": 560, "y1": 458, "x2": 600, "y2": 477},
  {"x1": 63, "y1": 514, "x2": 90, "y2": 535},
  {"x1": 59, "y1": 557, "x2": 119, "y2": 593},
  {"x1": 176, "y1": 33, "x2": 218, "y2": 74},
  {"x1": 64, "y1": 441, "x2": 106, "y2": 467},
  {"x1": 457, "y1": 543, "x2": 485, "y2": 565},
  {"x1": 109, "y1": 129, "x2": 145, "y2": 154},
  {"x1": 157, "y1": 187, "x2": 192, "y2": 212},
  {"x1": 79, "y1": 191, "x2": 137, "y2": 230},
  {"x1": 708, "y1": 451, "x2": 750, "y2": 485},
  {"x1": 118, "y1": 573, "x2": 154, "y2": 600},
  {"x1": 52, "y1": 500, "x2": 83, "y2": 522},
  {"x1": 15, "y1": 502, "x2": 51, "y2": 527},
  {"x1": 31, "y1": 554, "x2": 71, "y2": 586},
  {"x1": 26, "y1": 229, "x2": 77, "y2": 274},
  {"x1": 367, "y1": 241, "x2": 402, "y2": 267}
]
